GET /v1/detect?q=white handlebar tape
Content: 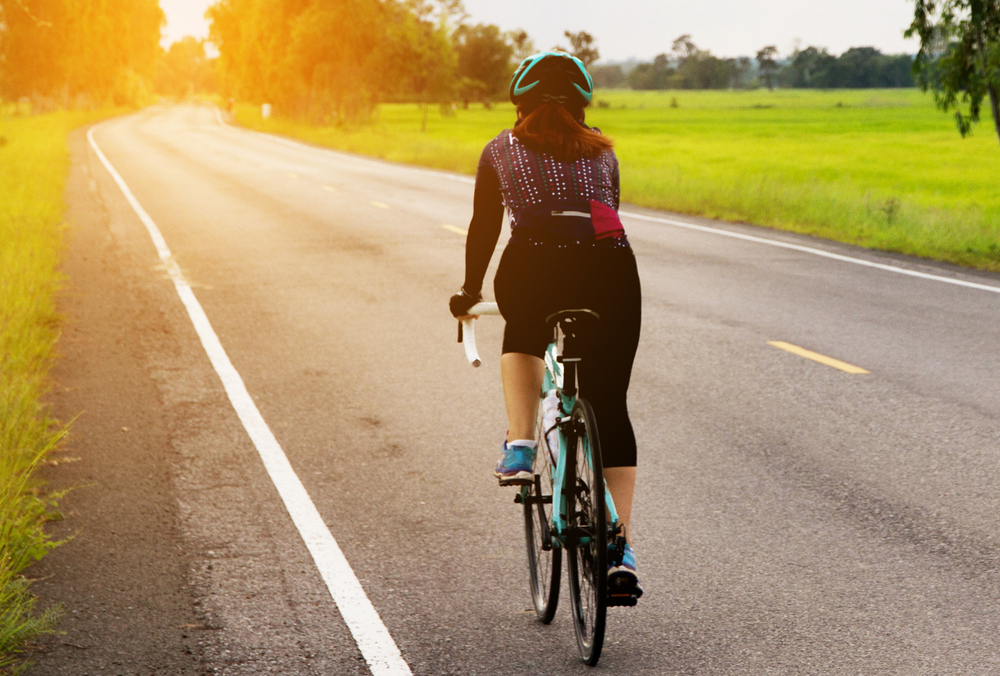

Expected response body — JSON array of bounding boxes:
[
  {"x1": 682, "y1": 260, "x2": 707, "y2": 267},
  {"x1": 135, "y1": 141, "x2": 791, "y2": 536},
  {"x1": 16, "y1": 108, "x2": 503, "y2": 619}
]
[
  {"x1": 468, "y1": 302, "x2": 500, "y2": 315},
  {"x1": 462, "y1": 318, "x2": 481, "y2": 367},
  {"x1": 461, "y1": 302, "x2": 500, "y2": 367}
]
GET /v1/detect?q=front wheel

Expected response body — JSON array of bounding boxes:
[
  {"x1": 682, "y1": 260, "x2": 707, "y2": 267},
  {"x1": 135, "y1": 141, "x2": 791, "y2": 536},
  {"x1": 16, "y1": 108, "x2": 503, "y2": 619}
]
[
  {"x1": 523, "y1": 392, "x2": 561, "y2": 623},
  {"x1": 565, "y1": 398, "x2": 607, "y2": 666}
]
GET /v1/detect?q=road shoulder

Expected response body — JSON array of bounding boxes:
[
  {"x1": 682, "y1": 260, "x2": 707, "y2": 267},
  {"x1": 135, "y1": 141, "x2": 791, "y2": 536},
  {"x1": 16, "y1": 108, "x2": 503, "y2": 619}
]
[{"x1": 26, "y1": 127, "x2": 202, "y2": 672}]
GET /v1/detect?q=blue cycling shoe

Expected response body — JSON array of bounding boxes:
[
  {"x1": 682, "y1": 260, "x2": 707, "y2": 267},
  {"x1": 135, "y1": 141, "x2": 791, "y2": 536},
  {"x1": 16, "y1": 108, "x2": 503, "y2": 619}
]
[
  {"x1": 608, "y1": 542, "x2": 643, "y2": 605},
  {"x1": 493, "y1": 441, "x2": 535, "y2": 486}
]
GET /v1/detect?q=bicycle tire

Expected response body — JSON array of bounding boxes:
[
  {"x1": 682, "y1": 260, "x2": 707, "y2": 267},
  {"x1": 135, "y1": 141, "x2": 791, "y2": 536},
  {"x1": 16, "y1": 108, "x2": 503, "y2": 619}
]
[
  {"x1": 565, "y1": 398, "x2": 607, "y2": 666},
  {"x1": 523, "y1": 393, "x2": 561, "y2": 623}
]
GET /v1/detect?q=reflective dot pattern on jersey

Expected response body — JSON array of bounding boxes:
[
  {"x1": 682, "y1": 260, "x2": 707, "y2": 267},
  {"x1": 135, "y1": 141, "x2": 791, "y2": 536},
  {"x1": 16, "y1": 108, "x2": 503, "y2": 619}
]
[{"x1": 483, "y1": 130, "x2": 622, "y2": 234}]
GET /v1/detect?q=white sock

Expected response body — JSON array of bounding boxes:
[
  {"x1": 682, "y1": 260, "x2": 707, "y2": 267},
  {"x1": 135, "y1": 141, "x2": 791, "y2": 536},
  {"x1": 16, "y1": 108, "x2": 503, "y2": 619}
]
[{"x1": 508, "y1": 439, "x2": 537, "y2": 449}]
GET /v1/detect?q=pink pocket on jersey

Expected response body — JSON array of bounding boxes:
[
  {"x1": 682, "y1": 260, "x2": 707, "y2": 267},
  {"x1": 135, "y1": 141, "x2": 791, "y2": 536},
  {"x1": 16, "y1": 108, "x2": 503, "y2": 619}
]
[{"x1": 590, "y1": 200, "x2": 624, "y2": 239}]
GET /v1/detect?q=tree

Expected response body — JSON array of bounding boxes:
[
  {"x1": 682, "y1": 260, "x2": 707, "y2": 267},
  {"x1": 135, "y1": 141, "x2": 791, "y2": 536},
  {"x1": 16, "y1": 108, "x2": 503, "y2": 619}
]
[
  {"x1": 728, "y1": 56, "x2": 755, "y2": 89},
  {"x1": 507, "y1": 28, "x2": 535, "y2": 62},
  {"x1": 156, "y1": 37, "x2": 216, "y2": 97},
  {"x1": 0, "y1": 0, "x2": 164, "y2": 107},
  {"x1": 627, "y1": 53, "x2": 671, "y2": 90},
  {"x1": 454, "y1": 23, "x2": 514, "y2": 107},
  {"x1": 589, "y1": 64, "x2": 626, "y2": 88},
  {"x1": 664, "y1": 36, "x2": 732, "y2": 89},
  {"x1": 832, "y1": 47, "x2": 885, "y2": 87},
  {"x1": 287, "y1": 0, "x2": 388, "y2": 122},
  {"x1": 207, "y1": 0, "x2": 312, "y2": 109},
  {"x1": 783, "y1": 46, "x2": 836, "y2": 87},
  {"x1": 207, "y1": 0, "x2": 460, "y2": 124},
  {"x1": 756, "y1": 45, "x2": 779, "y2": 90},
  {"x1": 672, "y1": 34, "x2": 697, "y2": 61},
  {"x1": 906, "y1": 0, "x2": 1000, "y2": 144},
  {"x1": 560, "y1": 30, "x2": 599, "y2": 66},
  {"x1": 378, "y1": 1, "x2": 458, "y2": 130}
]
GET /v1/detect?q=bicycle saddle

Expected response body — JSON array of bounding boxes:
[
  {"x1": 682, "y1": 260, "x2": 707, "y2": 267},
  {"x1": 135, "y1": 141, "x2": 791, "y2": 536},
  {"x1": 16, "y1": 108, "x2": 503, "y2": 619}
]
[{"x1": 545, "y1": 309, "x2": 600, "y2": 338}]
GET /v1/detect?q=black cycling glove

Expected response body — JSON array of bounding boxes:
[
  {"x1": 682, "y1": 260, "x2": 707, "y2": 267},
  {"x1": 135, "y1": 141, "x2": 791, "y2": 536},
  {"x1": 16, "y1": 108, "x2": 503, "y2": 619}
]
[{"x1": 449, "y1": 289, "x2": 482, "y2": 318}]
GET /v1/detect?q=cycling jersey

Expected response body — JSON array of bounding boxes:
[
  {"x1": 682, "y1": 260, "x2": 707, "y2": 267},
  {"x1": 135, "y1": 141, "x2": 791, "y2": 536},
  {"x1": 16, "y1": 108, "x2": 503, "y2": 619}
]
[
  {"x1": 463, "y1": 128, "x2": 627, "y2": 297},
  {"x1": 486, "y1": 128, "x2": 623, "y2": 237}
]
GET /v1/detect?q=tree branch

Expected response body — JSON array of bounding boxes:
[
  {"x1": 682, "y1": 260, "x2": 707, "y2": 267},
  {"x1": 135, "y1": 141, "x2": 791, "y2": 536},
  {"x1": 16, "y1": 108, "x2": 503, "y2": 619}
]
[{"x1": 11, "y1": 0, "x2": 53, "y2": 28}]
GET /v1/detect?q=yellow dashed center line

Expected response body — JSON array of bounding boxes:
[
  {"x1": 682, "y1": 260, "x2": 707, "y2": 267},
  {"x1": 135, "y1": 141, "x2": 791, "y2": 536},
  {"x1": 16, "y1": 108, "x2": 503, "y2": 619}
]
[
  {"x1": 768, "y1": 341, "x2": 869, "y2": 374},
  {"x1": 441, "y1": 224, "x2": 468, "y2": 236},
  {"x1": 370, "y1": 201, "x2": 390, "y2": 209}
]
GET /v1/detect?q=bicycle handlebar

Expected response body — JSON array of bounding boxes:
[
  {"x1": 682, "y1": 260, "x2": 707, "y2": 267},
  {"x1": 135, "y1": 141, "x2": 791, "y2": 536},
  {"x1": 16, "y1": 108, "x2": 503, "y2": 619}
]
[{"x1": 458, "y1": 302, "x2": 500, "y2": 367}]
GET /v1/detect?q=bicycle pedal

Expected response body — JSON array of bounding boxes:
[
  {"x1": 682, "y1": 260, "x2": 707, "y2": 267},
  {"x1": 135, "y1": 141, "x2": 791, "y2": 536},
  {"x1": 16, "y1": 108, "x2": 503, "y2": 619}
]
[
  {"x1": 608, "y1": 570, "x2": 643, "y2": 604},
  {"x1": 607, "y1": 592, "x2": 639, "y2": 607}
]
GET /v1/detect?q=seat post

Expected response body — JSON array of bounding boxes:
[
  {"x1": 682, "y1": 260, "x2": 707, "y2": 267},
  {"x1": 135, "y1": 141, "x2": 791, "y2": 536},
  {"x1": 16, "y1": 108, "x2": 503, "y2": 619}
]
[
  {"x1": 545, "y1": 310, "x2": 599, "y2": 400},
  {"x1": 560, "y1": 327, "x2": 581, "y2": 398}
]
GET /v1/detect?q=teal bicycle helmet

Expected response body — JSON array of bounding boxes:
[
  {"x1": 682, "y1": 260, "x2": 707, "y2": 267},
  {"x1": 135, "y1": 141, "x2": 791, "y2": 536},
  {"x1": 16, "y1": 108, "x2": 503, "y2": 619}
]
[{"x1": 509, "y1": 51, "x2": 594, "y2": 108}]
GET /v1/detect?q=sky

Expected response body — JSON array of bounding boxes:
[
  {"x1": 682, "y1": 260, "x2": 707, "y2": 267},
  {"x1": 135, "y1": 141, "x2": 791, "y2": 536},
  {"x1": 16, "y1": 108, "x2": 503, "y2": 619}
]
[{"x1": 160, "y1": 0, "x2": 919, "y2": 61}]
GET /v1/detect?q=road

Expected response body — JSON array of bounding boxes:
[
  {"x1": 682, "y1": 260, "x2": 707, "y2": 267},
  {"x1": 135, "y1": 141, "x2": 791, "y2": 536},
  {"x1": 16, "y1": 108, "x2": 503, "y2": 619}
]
[{"x1": 29, "y1": 103, "x2": 1000, "y2": 675}]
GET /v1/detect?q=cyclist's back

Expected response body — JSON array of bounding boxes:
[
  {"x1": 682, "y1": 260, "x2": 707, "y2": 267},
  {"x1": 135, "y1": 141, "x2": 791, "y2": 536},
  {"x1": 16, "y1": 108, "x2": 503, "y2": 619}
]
[{"x1": 479, "y1": 127, "x2": 624, "y2": 242}]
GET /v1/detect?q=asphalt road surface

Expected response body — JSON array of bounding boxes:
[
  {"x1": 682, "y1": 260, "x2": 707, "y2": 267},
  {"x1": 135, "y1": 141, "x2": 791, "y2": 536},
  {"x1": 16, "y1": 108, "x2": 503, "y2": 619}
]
[{"x1": 29, "y1": 104, "x2": 1000, "y2": 675}]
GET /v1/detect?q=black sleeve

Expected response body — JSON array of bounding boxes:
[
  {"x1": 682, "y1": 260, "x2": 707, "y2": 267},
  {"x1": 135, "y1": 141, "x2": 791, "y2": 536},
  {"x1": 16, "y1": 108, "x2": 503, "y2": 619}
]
[{"x1": 462, "y1": 147, "x2": 505, "y2": 297}]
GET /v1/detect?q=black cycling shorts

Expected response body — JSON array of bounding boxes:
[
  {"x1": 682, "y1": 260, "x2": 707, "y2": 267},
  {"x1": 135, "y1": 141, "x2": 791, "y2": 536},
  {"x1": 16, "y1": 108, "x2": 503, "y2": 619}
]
[{"x1": 493, "y1": 236, "x2": 642, "y2": 467}]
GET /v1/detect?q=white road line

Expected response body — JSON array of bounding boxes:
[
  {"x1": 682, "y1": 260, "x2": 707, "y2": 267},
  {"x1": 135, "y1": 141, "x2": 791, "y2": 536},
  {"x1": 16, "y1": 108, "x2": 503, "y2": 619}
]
[
  {"x1": 441, "y1": 224, "x2": 468, "y2": 236},
  {"x1": 619, "y1": 211, "x2": 1000, "y2": 295},
  {"x1": 210, "y1": 105, "x2": 1000, "y2": 297},
  {"x1": 87, "y1": 123, "x2": 413, "y2": 676}
]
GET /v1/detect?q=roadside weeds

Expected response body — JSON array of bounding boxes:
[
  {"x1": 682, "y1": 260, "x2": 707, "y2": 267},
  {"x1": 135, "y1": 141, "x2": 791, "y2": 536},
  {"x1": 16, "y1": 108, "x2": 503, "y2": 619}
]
[{"x1": 0, "y1": 107, "x2": 126, "y2": 673}]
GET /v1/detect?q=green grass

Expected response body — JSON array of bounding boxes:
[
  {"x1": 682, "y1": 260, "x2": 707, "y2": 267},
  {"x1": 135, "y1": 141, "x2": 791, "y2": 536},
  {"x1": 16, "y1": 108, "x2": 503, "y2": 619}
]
[
  {"x1": 237, "y1": 89, "x2": 1000, "y2": 272},
  {"x1": 0, "y1": 106, "x2": 125, "y2": 673}
]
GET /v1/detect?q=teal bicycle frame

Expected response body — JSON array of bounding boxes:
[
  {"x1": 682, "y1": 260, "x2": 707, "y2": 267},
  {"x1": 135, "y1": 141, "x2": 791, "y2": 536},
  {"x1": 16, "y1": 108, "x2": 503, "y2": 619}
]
[
  {"x1": 459, "y1": 301, "x2": 621, "y2": 545},
  {"x1": 460, "y1": 301, "x2": 630, "y2": 663},
  {"x1": 540, "y1": 339, "x2": 620, "y2": 546}
]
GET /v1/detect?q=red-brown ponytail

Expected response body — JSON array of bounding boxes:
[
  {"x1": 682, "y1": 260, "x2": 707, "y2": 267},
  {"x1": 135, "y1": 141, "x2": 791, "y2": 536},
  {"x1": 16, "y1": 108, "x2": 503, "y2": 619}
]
[{"x1": 512, "y1": 103, "x2": 613, "y2": 163}]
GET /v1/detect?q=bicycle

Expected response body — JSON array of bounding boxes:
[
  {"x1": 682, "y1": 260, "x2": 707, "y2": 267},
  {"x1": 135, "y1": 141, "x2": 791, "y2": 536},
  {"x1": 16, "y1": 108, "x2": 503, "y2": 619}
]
[{"x1": 459, "y1": 302, "x2": 637, "y2": 666}]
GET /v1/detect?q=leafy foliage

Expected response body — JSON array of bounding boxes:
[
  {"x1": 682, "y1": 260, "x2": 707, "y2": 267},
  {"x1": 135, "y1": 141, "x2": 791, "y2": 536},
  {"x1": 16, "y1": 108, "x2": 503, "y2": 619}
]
[
  {"x1": 0, "y1": 0, "x2": 163, "y2": 107},
  {"x1": 454, "y1": 23, "x2": 513, "y2": 107},
  {"x1": 155, "y1": 38, "x2": 216, "y2": 98},
  {"x1": 783, "y1": 46, "x2": 914, "y2": 88},
  {"x1": 558, "y1": 31, "x2": 600, "y2": 67},
  {"x1": 623, "y1": 37, "x2": 914, "y2": 92},
  {"x1": 590, "y1": 64, "x2": 627, "y2": 89},
  {"x1": 507, "y1": 29, "x2": 535, "y2": 62},
  {"x1": 205, "y1": 0, "x2": 543, "y2": 122},
  {"x1": 208, "y1": 0, "x2": 468, "y2": 122},
  {"x1": 756, "y1": 46, "x2": 779, "y2": 90},
  {"x1": 627, "y1": 37, "x2": 756, "y2": 90},
  {"x1": 906, "y1": 0, "x2": 1000, "y2": 142}
]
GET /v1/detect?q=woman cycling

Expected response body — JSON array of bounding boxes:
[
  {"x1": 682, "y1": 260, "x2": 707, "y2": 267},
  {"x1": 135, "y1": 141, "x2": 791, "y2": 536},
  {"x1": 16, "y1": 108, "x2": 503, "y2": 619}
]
[{"x1": 450, "y1": 52, "x2": 643, "y2": 599}]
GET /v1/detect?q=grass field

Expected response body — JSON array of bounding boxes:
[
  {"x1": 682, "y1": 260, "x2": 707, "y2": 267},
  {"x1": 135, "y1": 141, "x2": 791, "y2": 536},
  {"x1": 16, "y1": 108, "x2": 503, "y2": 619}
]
[
  {"x1": 0, "y1": 106, "x2": 124, "y2": 671},
  {"x1": 237, "y1": 88, "x2": 1000, "y2": 272}
]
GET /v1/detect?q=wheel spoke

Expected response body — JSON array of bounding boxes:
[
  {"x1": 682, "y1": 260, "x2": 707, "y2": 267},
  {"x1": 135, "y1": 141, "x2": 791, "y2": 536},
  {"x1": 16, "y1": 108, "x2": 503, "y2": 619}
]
[
  {"x1": 523, "y1": 391, "x2": 560, "y2": 623},
  {"x1": 566, "y1": 399, "x2": 607, "y2": 665}
]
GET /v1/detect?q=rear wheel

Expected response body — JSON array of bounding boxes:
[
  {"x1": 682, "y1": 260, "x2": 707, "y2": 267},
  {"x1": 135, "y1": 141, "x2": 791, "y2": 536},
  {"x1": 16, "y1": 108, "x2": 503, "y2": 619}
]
[
  {"x1": 565, "y1": 398, "x2": 607, "y2": 666},
  {"x1": 523, "y1": 391, "x2": 560, "y2": 622}
]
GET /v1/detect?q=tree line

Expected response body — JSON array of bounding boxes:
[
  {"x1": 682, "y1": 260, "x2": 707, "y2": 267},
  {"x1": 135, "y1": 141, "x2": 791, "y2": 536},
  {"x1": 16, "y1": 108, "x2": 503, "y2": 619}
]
[
  {"x1": 2, "y1": 0, "x2": 995, "y2": 143},
  {"x1": 205, "y1": 0, "x2": 559, "y2": 123},
  {"x1": 0, "y1": 0, "x2": 164, "y2": 108},
  {"x1": 591, "y1": 37, "x2": 916, "y2": 91}
]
